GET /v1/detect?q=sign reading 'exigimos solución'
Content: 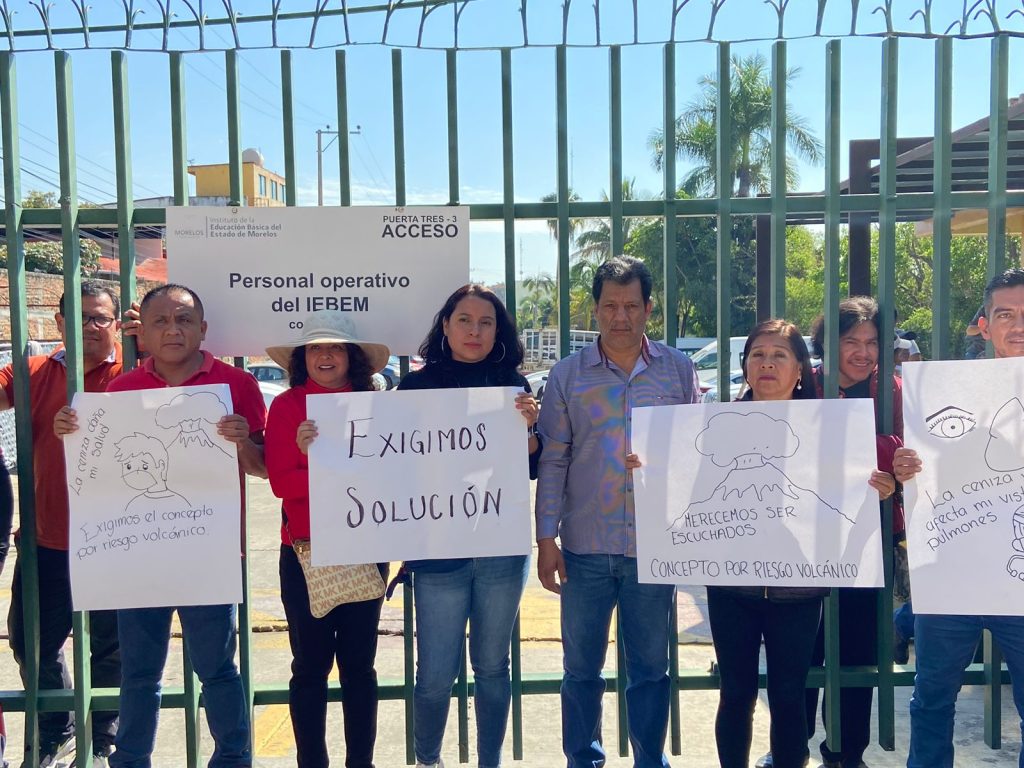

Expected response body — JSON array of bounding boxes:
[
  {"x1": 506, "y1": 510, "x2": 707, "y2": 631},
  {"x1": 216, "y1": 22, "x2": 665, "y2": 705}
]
[{"x1": 167, "y1": 206, "x2": 470, "y2": 357}]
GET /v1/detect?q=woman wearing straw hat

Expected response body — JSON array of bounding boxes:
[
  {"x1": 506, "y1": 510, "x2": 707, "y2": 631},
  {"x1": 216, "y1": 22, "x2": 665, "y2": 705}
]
[
  {"x1": 399, "y1": 284, "x2": 541, "y2": 768},
  {"x1": 263, "y1": 310, "x2": 391, "y2": 768}
]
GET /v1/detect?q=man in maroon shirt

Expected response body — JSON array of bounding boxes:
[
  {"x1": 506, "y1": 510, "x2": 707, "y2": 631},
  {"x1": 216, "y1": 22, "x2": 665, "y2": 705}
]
[{"x1": 56, "y1": 283, "x2": 266, "y2": 768}]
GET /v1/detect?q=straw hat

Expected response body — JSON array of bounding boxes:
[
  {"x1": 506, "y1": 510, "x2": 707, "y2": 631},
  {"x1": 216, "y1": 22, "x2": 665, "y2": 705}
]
[{"x1": 265, "y1": 310, "x2": 391, "y2": 373}]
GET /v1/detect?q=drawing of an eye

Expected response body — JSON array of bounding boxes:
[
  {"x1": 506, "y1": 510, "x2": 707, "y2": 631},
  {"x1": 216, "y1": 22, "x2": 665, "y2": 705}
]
[{"x1": 925, "y1": 405, "x2": 977, "y2": 439}]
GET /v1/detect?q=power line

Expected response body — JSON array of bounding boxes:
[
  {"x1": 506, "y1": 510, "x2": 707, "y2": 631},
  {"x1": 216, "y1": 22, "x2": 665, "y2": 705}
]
[{"x1": 16, "y1": 123, "x2": 166, "y2": 200}]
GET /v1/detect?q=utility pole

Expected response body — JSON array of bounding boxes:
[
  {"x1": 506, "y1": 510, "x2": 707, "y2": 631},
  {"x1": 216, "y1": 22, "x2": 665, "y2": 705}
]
[{"x1": 316, "y1": 124, "x2": 361, "y2": 206}]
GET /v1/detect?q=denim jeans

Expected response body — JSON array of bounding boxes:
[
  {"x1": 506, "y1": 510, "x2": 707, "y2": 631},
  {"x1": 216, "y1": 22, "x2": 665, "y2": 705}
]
[
  {"x1": 560, "y1": 550, "x2": 675, "y2": 768},
  {"x1": 280, "y1": 545, "x2": 386, "y2": 768},
  {"x1": 110, "y1": 604, "x2": 250, "y2": 768},
  {"x1": 894, "y1": 601, "x2": 915, "y2": 642},
  {"x1": 8, "y1": 544, "x2": 120, "y2": 754},
  {"x1": 413, "y1": 555, "x2": 529, "y2": 768},
  {"x1": 707, "y1": 588, "x2": 821, "y2": 768},
  {"x1": 908, "y1": 613, "x2": 1024, "y2": 768}
]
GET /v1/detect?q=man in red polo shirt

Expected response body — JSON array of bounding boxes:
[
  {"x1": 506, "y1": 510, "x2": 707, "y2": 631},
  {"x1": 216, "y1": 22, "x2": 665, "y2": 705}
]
[
  {"x1": 1, "y1": 280, "x2": 125, "y2": 767},
  {"x1": 56, "y1": 283, "x2": 266, "y2": 768}
]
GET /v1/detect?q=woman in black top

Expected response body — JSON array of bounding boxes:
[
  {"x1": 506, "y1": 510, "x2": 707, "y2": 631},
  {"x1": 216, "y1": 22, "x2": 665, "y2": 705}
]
[
  {"x1": 398, "y1": 284, "x2": 541, "y2": 768},
  {"x1": 709, "y1": 319, "x2": 894, "y2": 768}
]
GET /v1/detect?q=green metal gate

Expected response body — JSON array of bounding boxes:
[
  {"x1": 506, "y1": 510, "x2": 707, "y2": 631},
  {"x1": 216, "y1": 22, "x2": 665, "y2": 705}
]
[{"x1": 0, "y1": 2, "x2": 1022, "y2": 766}]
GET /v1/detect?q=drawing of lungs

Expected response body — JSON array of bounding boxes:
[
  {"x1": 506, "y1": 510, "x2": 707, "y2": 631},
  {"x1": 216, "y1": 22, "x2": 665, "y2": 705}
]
[
  {"x1": 1009, "y1": 506, "x2": 1024, "y2": 581},
  {"x1": 985, "y1": 398, "x2": 1024, "y2": 472}
]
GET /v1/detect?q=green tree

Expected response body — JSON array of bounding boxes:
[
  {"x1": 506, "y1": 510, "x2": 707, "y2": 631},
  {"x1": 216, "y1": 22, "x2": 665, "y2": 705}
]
[
  {"x1": 0, "y1": 190, "x2": 101, "y2": 275},
  {"x1": 648, "y1": 52, "x2": 823, "y2": 197},
  {"x1": 566, "y1": 179, "x2": 656, "y2": 329},
  {"x1": 623, "y1": 201, "x2": 719, "y2": 340},
  {"x1": 780, "y1": 221, "x2": 1016, "y2": 359},
  {"x1": 518, "y1": 272, "x2": 557, "y2": 329},
  {"x1": 23, "y1": 190, "x2": 58, "y2": 209}
]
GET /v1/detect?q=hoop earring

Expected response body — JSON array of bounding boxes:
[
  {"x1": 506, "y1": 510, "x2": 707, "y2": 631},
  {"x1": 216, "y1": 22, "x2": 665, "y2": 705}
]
[
  {"x1": 492, "y1": 341, "x2": 506, "y2": 363},
  {"x1": 441, "y1": 335, "x2": 451, "y2": 356}
]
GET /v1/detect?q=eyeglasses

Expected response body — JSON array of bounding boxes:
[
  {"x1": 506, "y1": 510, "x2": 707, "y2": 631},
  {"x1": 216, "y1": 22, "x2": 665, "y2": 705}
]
[{"x1": 82, "y1": 315, "x2": 116, "y2": 329}]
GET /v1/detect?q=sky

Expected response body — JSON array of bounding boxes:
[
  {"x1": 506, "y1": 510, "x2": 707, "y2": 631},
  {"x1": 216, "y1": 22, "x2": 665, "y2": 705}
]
[{"x1": 2, "y1": 0, "x2": 1023, "y2": 285}]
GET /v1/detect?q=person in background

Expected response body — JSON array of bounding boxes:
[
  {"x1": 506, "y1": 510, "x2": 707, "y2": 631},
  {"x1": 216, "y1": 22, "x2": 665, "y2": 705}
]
[
  {"x1": 536, "y1": 256, "x2": 699, "y2": 768},
  {"x1": 55, "y1": 283, "x2": 266, "y2": 768},
  {"x1": 894, "y1": 336, "x2": 913, "y2": 377},
  {"x1": 895, "y1": 268, "x2": 1024, "y2": 768},
  {"x1": 707, "y1": 319, "x2": 894, "y2": 768},
  {"x1": 264, "y1": 310, "x2": 391, "y2": 768},
  {"x1": 963, "y1": 305, "x2": 987, "y2": 360},
  {"x1": 2, "y1": 281, "x2": 125, "y2": 768},
  {"x1": 803, "y1": 296, "x2": 902, "y2": 768},
  {"x1": 399, "y1": 283, "x2": 540, "y2": 768}
]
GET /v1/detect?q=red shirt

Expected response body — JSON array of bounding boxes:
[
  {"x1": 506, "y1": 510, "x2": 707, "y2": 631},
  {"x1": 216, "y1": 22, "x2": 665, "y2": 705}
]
[
  {"x1": 108, "y1": 351, "x2": 266, "y2": 434},
  {"x1": 107, "y1": 352, "x2": 267, "y2": 544},
  {"x1": 0, "y1": 346, "x2": 123, "y2": 550},
  {"x1": 264, "y1": 379, "x2": 352, "y2": 543}
]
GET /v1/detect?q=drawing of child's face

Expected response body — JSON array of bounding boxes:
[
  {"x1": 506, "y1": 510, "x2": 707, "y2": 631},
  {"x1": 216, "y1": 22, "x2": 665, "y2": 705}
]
[{"x1": 120, "y1": 453, "x2": 162, "y2": 490}]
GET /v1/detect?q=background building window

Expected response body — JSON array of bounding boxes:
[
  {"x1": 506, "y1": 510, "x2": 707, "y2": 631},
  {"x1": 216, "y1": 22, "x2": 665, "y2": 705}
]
[
  {"x1": 259, "y1": 175, "x2": 267, "y2": 196},
  {"x1": 271, "y1": 180, "x2": 278, "y2": 200}
]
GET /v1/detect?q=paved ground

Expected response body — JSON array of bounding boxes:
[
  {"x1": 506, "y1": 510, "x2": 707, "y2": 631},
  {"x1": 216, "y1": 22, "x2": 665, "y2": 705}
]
[{"x1": 0, "y1": 476, "x2": 1021, "y2": 767}]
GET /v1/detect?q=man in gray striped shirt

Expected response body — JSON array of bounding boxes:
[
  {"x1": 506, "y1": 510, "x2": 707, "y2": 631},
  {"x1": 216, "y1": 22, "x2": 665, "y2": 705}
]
[{"x1": 535, "y1": 256, "x2": 700, "y2": 768}]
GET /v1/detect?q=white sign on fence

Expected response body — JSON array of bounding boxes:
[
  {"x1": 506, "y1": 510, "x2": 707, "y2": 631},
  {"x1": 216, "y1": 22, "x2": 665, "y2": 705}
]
[
  {"x1": 64, "y1": 386, "x2": 242, "y2": 611},
  {"x1": 306, "y1": 387, "x2": 532, "y2": 565},
  {"x1": 634, "y1": 399, "x2": 883, "y2": 588},
  {"x1": 167, "y1": 206, "x2": 470, "y2": 357},
  {"x1": 903, "y1": 357, "x2": 1024, "y2": 615}
]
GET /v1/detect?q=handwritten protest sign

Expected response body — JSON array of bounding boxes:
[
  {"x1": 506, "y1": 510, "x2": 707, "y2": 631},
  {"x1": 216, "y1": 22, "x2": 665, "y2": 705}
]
[
  {"x1": 167, "y1": 206, "x2": 469, "y2": 357},
  {"x1": 634, "y1": 399, "x2": 883, "y2": 587},
  {"x1": 306, "y1": 388, "x2": 531, "y2": 565},
  {"x1": 63, "y1": 385, "x2": 242, "y2": 610},
  {"x1": 903, "y1": 357, "x2": 1024, "y2": 615}
]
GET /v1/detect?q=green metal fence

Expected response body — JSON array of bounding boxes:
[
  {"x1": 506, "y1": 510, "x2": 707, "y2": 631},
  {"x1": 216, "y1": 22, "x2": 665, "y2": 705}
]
[{"x1": 0, "y1": 3, "x2": 1022, "y2": 766}]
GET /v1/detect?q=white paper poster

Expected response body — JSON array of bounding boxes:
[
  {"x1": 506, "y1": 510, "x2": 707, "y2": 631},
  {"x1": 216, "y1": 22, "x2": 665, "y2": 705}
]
[
  {"x1": 64, "y1": 386, "x2": 242, "y2": 611},
  {"x1": 167, "y1": 206, "x2": 470, "y2": 357},
  {"x1": 903, "y1": 357, "x2": 1024, "y2": 615},
  {"x1": 634, "y1": 399, "x2": 883, "y2": 587},
  {"x1": 306, "y1": 388, "x2": 532, "y2": 565}
]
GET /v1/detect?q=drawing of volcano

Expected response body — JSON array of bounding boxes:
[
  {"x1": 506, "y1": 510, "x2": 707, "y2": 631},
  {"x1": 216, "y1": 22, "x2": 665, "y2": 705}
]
[{"x1": 669, "y1": 411, "x2": 854, "y2": 530}]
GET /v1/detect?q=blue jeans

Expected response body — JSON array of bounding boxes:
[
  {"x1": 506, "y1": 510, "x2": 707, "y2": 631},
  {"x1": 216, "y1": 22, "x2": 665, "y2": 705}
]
[
  {"x1": 413, "y1": 556, "x2": 529, "y2": 768},
  {"x1": 110, "y1": 604, "x2": 251, "y2": 768},
  {"x1": 908, "y1": 613, "x2": 1024, "y2": 768},
  {"x1": 560, "y1": 550, "x2": 675, "y2": 768},
  {"x1": 894, "y1": 601, "x2": 915, "y2": 642}
]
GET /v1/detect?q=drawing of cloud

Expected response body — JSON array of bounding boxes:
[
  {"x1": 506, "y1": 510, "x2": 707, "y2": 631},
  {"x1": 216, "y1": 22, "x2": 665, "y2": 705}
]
[
  {"x1": 696, "y1": 411, "x2": 800, "y2": 468},
  {"x1": 155, "y1": 392, "x2": 229, "y2": 430},
  {"x1": 985, "y1": 398, "x2": 1024, "y2": 472}
]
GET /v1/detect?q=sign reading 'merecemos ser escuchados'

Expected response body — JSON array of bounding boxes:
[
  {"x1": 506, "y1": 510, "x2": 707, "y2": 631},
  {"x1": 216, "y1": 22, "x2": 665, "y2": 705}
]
[{"x1": 167, "y1": 206, "x2": 470, "y2": 357}]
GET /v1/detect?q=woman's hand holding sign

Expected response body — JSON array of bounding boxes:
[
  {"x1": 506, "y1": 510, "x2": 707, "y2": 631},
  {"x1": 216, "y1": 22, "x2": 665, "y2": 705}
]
[
  {"x1": 296, "y1": 419, "x2": 319, "y2": 456},
  {"x1": 869, "y1": 470, "x2": 896, "y2": 500}
]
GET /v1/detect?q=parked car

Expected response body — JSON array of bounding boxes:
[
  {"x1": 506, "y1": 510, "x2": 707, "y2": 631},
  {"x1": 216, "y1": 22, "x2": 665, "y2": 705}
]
[
  {"x1": 691, "y1": 336, "x2": 815, "y2": 385},
  {"x1": 258, "y1": 380, "x2": 287, "y2": 410},
  {"x1": 672, "y1": 337, "x2": 715, "y2": 357},
  {"x1": 700, "y1": 369, "x2": 747, "y2": 403},
  {"x1": 249, "y1": 362, "x2": 288, "y2": 385},
  {"x1": 525, "y1": 369, "x2": 550, "y2": 403}
]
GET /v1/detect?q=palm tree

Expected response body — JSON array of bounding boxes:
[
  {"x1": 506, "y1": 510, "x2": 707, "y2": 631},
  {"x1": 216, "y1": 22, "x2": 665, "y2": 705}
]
[
  {"x1": 541, "y1": 189, "x2": 582, "y2": 243},
  {"x1": 520, "y1": 272, "x2": 557, "y2": 329},
  {"x1": 573, "y1": 178, "x2": 653, "y2": 263},
  {"x1": 648, "y1": 52, "x2": 822, "y2": 197},
  {"x1": 562, "y1": 179, "x2": 656, "y2": 329}
]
